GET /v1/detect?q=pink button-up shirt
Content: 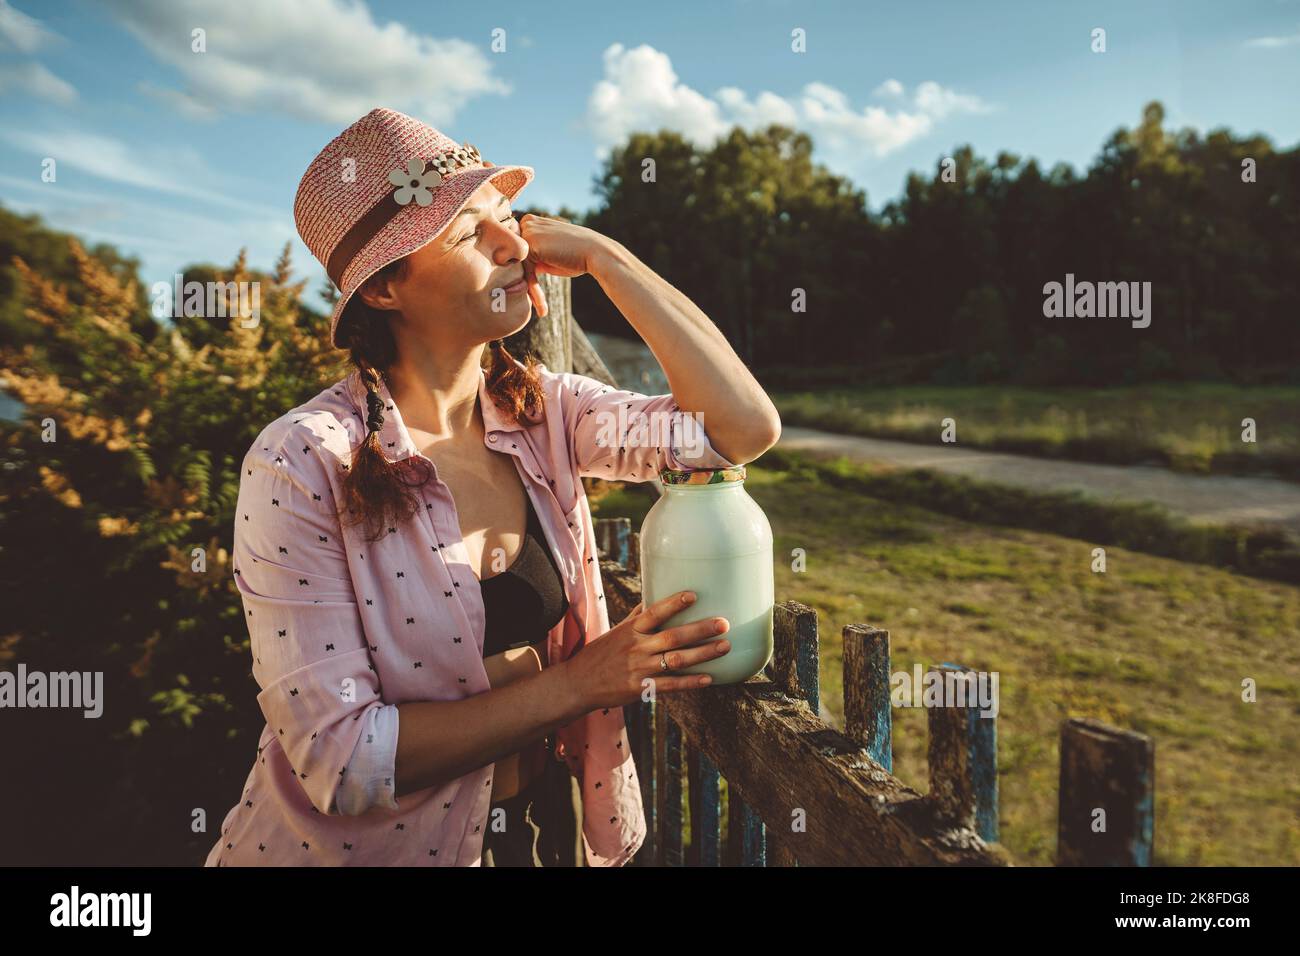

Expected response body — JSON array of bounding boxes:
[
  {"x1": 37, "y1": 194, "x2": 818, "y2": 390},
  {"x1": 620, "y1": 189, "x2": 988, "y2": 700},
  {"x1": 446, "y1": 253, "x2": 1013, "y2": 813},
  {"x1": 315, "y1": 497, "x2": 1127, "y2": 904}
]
[{"x1": 203, "y1": 358, "x2": 736, "y2": 866}]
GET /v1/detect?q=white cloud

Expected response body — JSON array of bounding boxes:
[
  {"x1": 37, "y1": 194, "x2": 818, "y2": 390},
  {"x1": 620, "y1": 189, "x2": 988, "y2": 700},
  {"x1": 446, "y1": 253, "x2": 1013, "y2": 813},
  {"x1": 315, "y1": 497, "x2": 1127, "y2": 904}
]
[
  {"x1": 585, "y1": 44, "x2": 992, "y2": 160},
  {"x1": 0, "y1": 128, "x2": 280, "y2": 217},
  {"x1": 802, "y1": 81, "x2": 934, "y2": 156},
  {"x1": 1244, "y1": 29, "x2": 1300, "y2": 49},
  {"x1": 0, "y1": 61, "x2": 76, "y2": 104},
  {"x1": 100, "y1": 0, "x2": 513, "y2": 125},
  {"x1": 137, "y1": 82, "x2": 218, "y2": 121},
  {"x1": 912, "y1": 80, "x2": 989, "y2": 119},
  {"x1": 586, "y1": 43, "x2": 730, "y2": 151},
  {"x1": 0, "y1": 1, "x2": 75, "y2": 103},
  {"x1": 715, "y1": 86, "x2": 800, "y2": 128},
  {"x1": 872, "y1": 78, "x2": 904, "y2": 99},
  {"x1": 0, "y1": 0, "x2": 60, "y2": 53}
]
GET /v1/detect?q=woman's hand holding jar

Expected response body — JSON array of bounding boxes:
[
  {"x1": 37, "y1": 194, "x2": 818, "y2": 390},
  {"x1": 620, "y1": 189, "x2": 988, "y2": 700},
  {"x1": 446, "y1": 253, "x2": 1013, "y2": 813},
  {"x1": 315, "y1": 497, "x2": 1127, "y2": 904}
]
[{"x1": 558, "y1": 590, "x2": 730, "y2": 712}]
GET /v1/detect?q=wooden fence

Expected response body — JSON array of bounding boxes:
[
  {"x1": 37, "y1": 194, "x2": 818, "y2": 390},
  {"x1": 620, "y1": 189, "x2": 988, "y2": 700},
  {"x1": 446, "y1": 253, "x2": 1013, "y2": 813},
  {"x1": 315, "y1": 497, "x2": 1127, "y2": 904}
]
[{"x1": 593, "y1": 517, "x2": 1156, "y2": 867}]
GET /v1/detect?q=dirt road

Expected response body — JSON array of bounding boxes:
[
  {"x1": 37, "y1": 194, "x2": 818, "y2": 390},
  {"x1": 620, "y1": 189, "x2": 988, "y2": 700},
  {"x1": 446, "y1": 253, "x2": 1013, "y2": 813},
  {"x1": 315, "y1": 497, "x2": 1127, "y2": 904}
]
[{"x1": 778, "y1": 425, "x2": 1300, "y2": 539}]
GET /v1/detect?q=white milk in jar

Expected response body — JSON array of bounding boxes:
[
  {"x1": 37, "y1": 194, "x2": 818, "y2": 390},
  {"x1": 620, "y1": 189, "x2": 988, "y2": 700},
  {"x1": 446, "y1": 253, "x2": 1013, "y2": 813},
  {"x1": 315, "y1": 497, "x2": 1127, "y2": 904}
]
[{"x1": 639, "y1": 465, "x2": 774, "y2": 685}]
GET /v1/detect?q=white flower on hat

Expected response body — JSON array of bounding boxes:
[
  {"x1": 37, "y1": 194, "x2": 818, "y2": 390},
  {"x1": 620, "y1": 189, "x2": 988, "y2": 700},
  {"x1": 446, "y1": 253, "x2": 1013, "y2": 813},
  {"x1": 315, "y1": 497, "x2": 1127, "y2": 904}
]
[{"x1": 387, "y1": 158, "x2": 443, "y2": 207}]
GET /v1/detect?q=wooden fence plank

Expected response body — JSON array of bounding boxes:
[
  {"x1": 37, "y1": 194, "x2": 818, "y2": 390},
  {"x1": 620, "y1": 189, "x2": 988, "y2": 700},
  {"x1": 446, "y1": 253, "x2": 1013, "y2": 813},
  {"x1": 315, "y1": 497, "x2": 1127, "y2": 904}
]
[
  {"x1": 1057, "y1": 718, "x2": 1154, "y2": 866},
  {"x1": 626, "y1": 530, "x2": 640, "y2": 577},
  {"x1": 766, "y1": 602, "x2": 820, "y2": 867},
  {"x1": 925, "y1": 663, "x2": 1000, "y2": 843},
  {"x1": 594, "y1": 516, "x2": 631, "y2": 568},
  {"x1": 687, "y1": 747, "x2": 721, "y2": 866},
  {"x1": 843, "y1": 624, "x2": 893, "y2": 772},
  {"x1": 625, "y1": 696, "x2": 654, "y2": 867},
  {"x1": 733, "y1": 801, "x2": 766, "y2": 867},
  {"x1": 769, "y1": 602, "x2": 820, "y2": 712},
  {"x1": 655, "y1": 704, "x2": 684, "y2": 866}
]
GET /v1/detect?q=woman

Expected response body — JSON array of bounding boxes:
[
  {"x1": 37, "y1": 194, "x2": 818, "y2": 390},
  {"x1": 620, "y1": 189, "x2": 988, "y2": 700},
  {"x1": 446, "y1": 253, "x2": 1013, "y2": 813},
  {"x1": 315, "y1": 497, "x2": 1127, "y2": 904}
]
[{"x1": 203, "y1": 107, "x2": 781, "y2": 867}]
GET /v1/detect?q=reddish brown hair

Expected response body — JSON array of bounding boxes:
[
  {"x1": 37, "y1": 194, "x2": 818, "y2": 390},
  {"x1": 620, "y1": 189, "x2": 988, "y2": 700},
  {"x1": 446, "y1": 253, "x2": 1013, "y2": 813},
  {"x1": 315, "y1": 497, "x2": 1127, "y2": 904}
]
[{"x1": 336, "y1": 256, "x2": 547, "y2": 542}]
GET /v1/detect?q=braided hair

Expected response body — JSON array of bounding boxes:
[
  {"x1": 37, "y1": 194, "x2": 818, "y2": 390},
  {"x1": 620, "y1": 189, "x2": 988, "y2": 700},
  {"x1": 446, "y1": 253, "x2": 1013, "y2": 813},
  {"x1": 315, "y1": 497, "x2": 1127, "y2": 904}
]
[{"x1": 336, "y1": 256, "x2": 547, "y2": 543}]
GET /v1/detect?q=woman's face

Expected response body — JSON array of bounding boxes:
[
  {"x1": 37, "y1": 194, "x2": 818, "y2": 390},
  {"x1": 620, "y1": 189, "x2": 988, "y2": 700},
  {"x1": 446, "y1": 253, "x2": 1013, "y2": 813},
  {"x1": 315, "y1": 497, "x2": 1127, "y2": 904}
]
[{"x1": 356, "y1": 178, "x2": 532, "y2": 348}]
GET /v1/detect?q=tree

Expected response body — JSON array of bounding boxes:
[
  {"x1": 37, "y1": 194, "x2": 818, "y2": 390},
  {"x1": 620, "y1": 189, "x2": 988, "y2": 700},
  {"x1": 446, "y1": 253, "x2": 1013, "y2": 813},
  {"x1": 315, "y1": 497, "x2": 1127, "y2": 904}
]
[{"x1": 0, "y1": 225, "x2": 348, "y2": 863}]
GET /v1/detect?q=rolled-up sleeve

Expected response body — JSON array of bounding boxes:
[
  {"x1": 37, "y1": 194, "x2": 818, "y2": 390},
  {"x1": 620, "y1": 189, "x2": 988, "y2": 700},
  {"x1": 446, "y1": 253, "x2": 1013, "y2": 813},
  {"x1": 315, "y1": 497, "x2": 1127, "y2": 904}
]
[
  {"x1": 233, "y1": 423, "x2": 385, "y2": 817},
  {"x1": 334, "y1": 703, "x2": 400, "y2": 815},
  {"x1": 549, "y1": 366, "x2": 737, "y2": 482}
]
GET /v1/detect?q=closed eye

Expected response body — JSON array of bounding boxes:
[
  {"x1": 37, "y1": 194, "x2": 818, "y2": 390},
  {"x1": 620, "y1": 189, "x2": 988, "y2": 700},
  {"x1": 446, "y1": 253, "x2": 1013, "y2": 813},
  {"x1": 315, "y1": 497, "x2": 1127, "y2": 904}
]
[{"x1": 459, "y1": 216, "x2": 517, "y2": 243}]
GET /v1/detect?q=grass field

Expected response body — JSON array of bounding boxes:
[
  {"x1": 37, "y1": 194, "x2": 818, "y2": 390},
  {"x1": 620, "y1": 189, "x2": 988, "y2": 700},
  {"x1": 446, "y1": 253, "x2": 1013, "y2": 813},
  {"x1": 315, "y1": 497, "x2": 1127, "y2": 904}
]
[
  {"x1": 590, "y1": 451, "x2": 1300, "y2": 865},
  {"x1": 770, "y1": 382, "x2": 1300, "y2": 480}
]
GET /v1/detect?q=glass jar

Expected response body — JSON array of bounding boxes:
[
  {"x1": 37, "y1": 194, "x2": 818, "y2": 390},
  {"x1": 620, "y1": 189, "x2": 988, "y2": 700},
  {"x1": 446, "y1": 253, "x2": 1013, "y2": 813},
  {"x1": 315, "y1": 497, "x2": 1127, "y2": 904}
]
[{"x1": 639, "y1": 465, "x2": 774, "y2": 685}]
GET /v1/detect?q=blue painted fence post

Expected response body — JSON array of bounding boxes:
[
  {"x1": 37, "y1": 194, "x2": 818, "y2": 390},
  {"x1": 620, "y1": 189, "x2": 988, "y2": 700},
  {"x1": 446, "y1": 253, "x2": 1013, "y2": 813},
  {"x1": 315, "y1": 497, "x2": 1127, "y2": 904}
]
[
  {"x1": 925, "y1": 662, "x2": 1000, "y2": 844},
  {"x1": 656, "y1": 706, "x2": 684, "y2": 866},
  {"x1": 732, "y1": 801, "x2": 765, "y2": 866},
  {"x1": 626, "y1": 694, "x2": 654, "y2": 867},
  {"x1": 1057, "y1": 718, "x2": 1154, "y2": 866},
  {"x1": 843, "y1": 625, "x2": 892, "y2": 772},
  {"x1": 687, "y1": 749, "x2": 721, "y2": 866},
  {"x1": 763, "y1": 602, "x2": 820, "y2": 867}
]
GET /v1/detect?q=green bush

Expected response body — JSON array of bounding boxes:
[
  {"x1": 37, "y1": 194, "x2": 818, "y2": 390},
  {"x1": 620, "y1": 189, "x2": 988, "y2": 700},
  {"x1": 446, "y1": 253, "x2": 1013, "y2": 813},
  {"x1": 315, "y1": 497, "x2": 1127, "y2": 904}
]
[{"x1": 0, "y1": 234, "x2": 344, "y2": 864}]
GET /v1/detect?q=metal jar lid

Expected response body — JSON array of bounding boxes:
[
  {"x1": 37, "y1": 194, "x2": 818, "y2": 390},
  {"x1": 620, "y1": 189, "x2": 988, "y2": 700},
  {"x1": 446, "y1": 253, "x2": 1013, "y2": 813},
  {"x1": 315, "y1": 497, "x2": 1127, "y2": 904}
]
[{"x1": 658, "y1": 464, "x2": 747, "y2": 485}]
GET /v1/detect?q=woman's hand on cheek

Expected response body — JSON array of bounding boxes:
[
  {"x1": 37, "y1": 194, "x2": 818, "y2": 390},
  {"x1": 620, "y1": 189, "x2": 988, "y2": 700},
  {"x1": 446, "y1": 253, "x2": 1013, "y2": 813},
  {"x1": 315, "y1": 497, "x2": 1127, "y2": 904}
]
[{"x1": 520, "y1": 214, "x2": 602, "y2": 283}]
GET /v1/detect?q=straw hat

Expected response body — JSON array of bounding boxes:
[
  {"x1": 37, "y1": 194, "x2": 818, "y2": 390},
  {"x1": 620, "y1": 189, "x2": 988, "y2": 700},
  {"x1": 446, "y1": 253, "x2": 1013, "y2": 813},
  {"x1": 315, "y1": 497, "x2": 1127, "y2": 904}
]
[{"x1": 293, "y1": 107, "x2": 534, "y2": 347}]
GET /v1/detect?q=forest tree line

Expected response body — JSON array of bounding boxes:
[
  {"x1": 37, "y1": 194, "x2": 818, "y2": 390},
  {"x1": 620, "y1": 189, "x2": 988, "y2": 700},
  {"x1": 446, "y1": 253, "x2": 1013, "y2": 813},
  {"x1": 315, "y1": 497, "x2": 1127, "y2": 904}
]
[{"x1": 575, "y1": 101, "x2": 1299, "y2": 387}]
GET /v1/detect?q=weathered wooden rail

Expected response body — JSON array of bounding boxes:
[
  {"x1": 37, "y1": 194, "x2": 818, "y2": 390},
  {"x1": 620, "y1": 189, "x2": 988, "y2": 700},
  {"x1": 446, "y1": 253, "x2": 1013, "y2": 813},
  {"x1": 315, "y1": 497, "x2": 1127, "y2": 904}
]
[{"x1": 593, "y1": 517, "x2": 1156, "y2": 867}]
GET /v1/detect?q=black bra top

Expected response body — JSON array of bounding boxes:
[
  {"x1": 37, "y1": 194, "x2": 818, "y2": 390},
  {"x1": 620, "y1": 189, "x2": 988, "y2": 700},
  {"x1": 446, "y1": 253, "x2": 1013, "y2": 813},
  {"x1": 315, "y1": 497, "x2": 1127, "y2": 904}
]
[{"x1": 478, "y1": 490, "x2": 569, "y2": 658}]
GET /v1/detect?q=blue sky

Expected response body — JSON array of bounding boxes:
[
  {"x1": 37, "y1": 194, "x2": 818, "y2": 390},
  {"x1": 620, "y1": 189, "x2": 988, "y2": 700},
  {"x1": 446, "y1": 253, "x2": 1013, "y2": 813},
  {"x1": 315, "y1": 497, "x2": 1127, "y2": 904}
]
[{"x1": 1, "y1": 0, "x2": 1297, "y2": 312}]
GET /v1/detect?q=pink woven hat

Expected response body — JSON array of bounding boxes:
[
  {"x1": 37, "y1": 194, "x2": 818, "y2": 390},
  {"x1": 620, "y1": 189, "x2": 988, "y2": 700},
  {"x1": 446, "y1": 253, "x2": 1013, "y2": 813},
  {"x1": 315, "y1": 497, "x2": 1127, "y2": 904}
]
[{"x1": 294, "y1": 107, "x2": 534, "y2": 347}]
